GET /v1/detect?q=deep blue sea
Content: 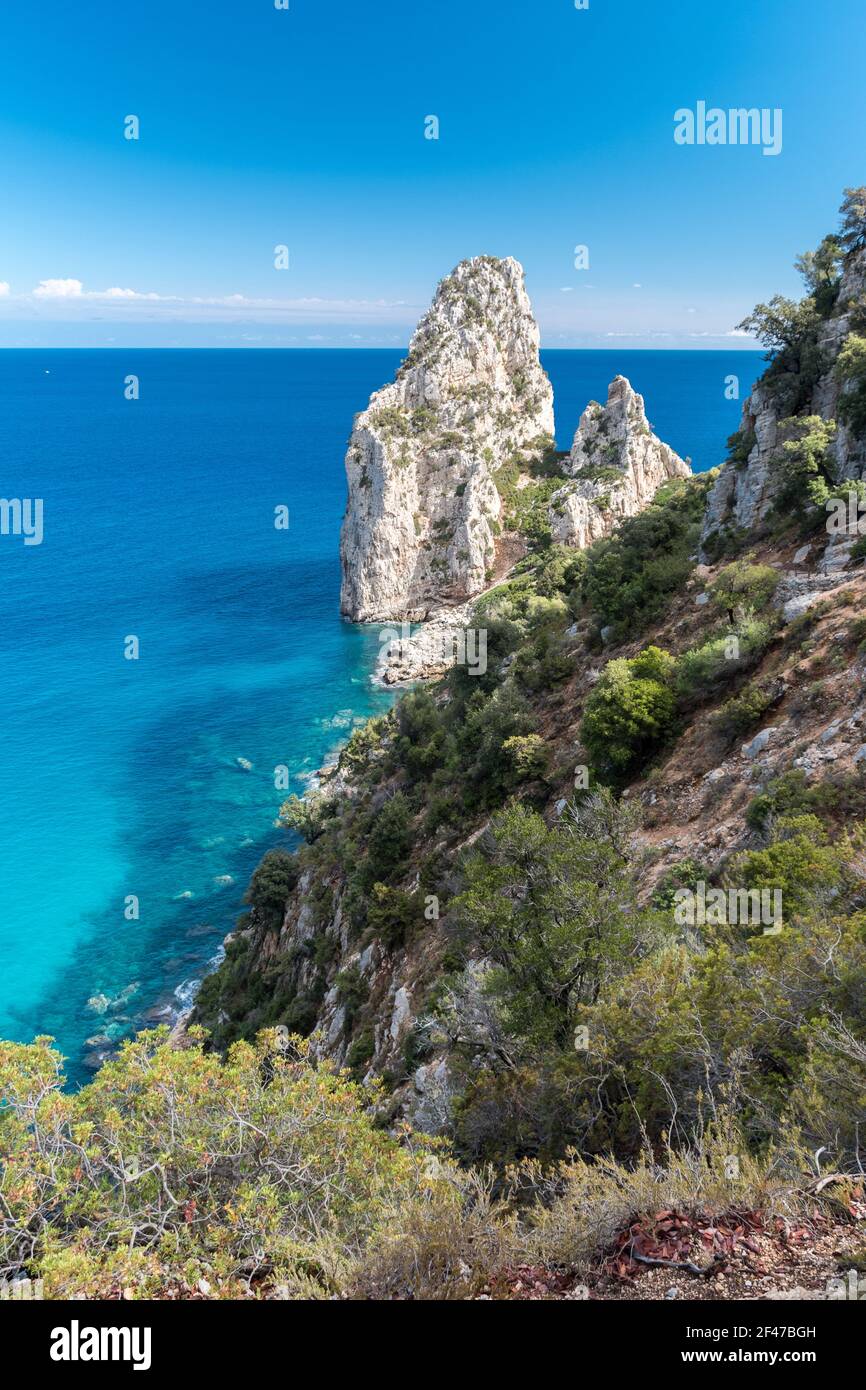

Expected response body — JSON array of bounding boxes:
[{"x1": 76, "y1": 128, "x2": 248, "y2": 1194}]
[{"x1": 0, "y1": 347, "x2": 762, "y2": 1082}]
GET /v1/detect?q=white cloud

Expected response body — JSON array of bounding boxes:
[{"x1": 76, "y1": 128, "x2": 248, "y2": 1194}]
[
  {"x1": 33, "y1": 278, "x2": 85, "y2": 299},
  {"x1": 5, "y1": 278, "x2": 415, "y2": 323}
]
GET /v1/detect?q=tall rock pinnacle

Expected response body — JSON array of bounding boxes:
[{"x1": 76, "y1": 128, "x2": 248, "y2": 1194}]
[{"x1": 339, "y1": 256, "x2": 555, "y2": 622}]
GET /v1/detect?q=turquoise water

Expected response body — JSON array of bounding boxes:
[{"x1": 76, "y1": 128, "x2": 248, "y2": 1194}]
[{"x1": 0, "y1": 347, "x2": 760, "y2": 1081}]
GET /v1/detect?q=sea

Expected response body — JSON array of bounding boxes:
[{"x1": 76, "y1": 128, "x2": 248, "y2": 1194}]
[{"x1": 0, "y1": 347, "x2": 762, "y2": 1082}]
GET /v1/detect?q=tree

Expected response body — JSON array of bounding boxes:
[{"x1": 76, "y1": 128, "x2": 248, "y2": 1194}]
[
  {"x1": 709, "y1": 561, "x2": 780, "y2": 621},
  {"x1": 362, "y1": 791, "x2": 412, "y2": 888},
  {"x1": 737, "y1": 294, "x2": 819, "y2": 355},
  {"x1": 452, "y1": 794, "x2": 660, "y2": 1054},
  {"x1": 737, "y1": 295, "x2": 825, "y2": 413},
  {"x1": 794, "y1": 235, "x2": 842, "y2": 315},
  {"x1": 581, "y1": 648, "x2": 678, "y2": 775},
  {"x1": 278, "y1": 790, "x2": 331, "y2": 843},
  {"x1": 839, "y1": 186, "x2": 866, "y2": 256},
  {"x1": 244, "y1": 848, "x2": 299, "y2": 926},
  {"x1": 772, "y1": 415, "x2": 837, "y2": 515},
  {"x1": 835, "y1": 333, "x2": 866, "y2": 437}
]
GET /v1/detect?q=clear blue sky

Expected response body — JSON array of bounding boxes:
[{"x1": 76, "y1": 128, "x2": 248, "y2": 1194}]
[{"x1": 0, "y1": 0, "x2": 863, "y2": 346}]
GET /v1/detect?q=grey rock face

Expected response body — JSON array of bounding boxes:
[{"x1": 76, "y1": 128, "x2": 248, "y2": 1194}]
[
  {"x1": 339, "y1": 256, "x2": 554, "y2": 622},
  {"x1": 702, "y1": 248, "x2": 866, "y2": 552},
  {"x1": 547, "y1": 376, "x2": 690, "y2": 549}
]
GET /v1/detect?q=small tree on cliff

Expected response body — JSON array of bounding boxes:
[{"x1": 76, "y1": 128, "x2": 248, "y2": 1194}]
[{"x1": 839, "y1": 186, "x2": 866, "y2": 257}]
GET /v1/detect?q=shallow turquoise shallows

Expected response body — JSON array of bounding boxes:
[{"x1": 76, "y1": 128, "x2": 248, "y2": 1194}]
[{"x1": 0, "y1": 347, "x2": 761, "y2": 1082}]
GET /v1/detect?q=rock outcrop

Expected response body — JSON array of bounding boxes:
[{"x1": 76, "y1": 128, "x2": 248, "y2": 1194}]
[
  {"x1": 702, "y1": 247, "x2": 866, "y2": 550},
  {"x1": 547, "y1": 376, "x2": 691, "y2": 548},
  {"x1": 339, "y1": 256, "x2": 555, "y2": 622}
]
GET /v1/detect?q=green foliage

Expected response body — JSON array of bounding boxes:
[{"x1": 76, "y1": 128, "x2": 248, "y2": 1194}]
[
  {"x1": 581, "y1": 647, "x2": 678, "y2": 775},
  {"x1": 501, "y1": 733, "x2": 549, "y2": 781},
  {"x1": 244, "y1": 849, "x2": 299, "y2": 927},
  {"x1": 452, "y1": 795, "x2": 660, "y2": 1055},
  {"x1": 278, "y1": 790, "x2": 333, "y2": 844},
  {"x1": 738, "y1": 296, "x2": 826, "y2": 415},
  {"x1": 709, "y1": 561, "x2": 780, "y2": 617},
  {"x1": 366, "y1": 883, "x2": 421, "y2": 950},
  {"x1": 745, "y1": 769, "x2": 866, "y2": 832},
  {"x1": 457, "y1": 682, "x2": 538, "y2": 805},
  {"x1": 835, "y1": 333, "x2": 866, "y2": 438},
  {"x1": 342, "y1": 717, "x2": 387, "y2": 777},
  {"x1": 771, "y1": 415, "x2": 837, "y2": 519},
  {"x1": 676, "y1": 618, "x2": 775, "y2": 701},
  {"x1": 794, "y1": 234, "x2": 843, "y2": 316},
  {"x1": 713, "y1": 682, "x2": 776, "y2": 739},
  {"x1": 0, "y1": 1030, "x2": 454, "y2": 1299},
  {"x1": 727, "y1": 815, "x2": 854, "y2": 919},
  {"x1": 726, "y1": 427, "x2": 756, "y2": 465},
  {"x1": 335, "y1": 965, "x2": 369, "y2": 1029},
  {"x1": 581, "y1": 478, "x2": 707, "y2": 640},
  {"x1": 839, "y1": 185, "x2": 866, "y2": 257},
  {"x1": 360, "y1": 792, "x2": 413, "y2": 890}
]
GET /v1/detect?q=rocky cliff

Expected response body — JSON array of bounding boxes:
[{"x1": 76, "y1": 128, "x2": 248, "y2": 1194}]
[
  {"x1": 548, "y1": 376, "x2": 690, "y2": 549},
  {"x1": 702, "y1": 244, "x2": 866, "y2": 549},
  {"x1": 197, "y1": 191, "x2": 866, "y2": 1161},
  {"x1": 181, "y1": 190, "x2": 866, "y2": 1304},
  {"x1": 339, "y1": 256, "x2": 555, "y2": 622}
]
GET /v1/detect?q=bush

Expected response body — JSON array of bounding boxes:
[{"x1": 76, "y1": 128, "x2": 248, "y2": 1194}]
[
  {"x1": 771, "y1": 416, "x2": 837, "y2": 520},
  {"x1": 245, "y1": 849, "x2": 299, "y2": 926},
  {"x1": 0, "y1": 1030, "x2": 454, "y2": 1299},
  {"x1": 360, "y1": 792, "x2": 413, "y2": 889},
  {"x1": 710, "y1": 561, "x2": 780, "y2": 618},
  {"x1": 366, "y1": 883, "x2": 420, "y2": 950},
  {"x1": 713, "y1": 682, "x2": 776, "y2": 739},
  {"x1": 835, "y1": 333, "x2": 866, "y2": 438},
  {"x1": 501, "y1": 733, "x2": 549, "y2": 782},
  {"x1": 581, "y1": 648, "x2": 678, "y2": 775},
  {"x1": 582, "y1": 478, "x2": 707, "y2": 640},
  {"x1": 676, "y1": 618, "x2": 774, "y2": 701},
  {"x1": 726, "y1": 815, "x2": 851, "y2": 919},
  {"x1": 745, "y1": 769, "x2": 866, "y2": 832},
  {"x1": 278, "y1": 790, "x2": 333, "y2": 844}
]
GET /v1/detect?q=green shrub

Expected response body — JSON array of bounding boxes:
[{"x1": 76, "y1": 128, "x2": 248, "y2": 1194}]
[
  {"x1": 713, "y1": 682, "x2": 777, "y2": 739},
  {"x1": 360, "y1": 793, "x2": 413, "y2": 889},
  {"x1": 0, "y1": 1030, "x2": 459, "y2": 1299},
  {"x1": 771, "y1": 416, "x2": 837, "y2": 519},
  {"x1": 245, "y1": 849, "x2": 299, "y2": 926},
  {"x1": 501, "y1": 733, "x2": 549, "y2": 781},
  {"x1": 835, "y1": 333, "x2": 866, "y2": 438},
  {"x1": 710, "y1": 561, "x2": 780, "y2": 617},
  {"x1": 278, "y1": 790, "x2": 334, "y2": 843},
  {"x1": 745, "y1": 769, "x2": 866, "y2": 832},
  {"x1": 727, "y1": 815, "x2": 849, "y2": 918},
  {"x1": 366, "y1": 883, "x2": 420, "y2": 950},
  {"x1": 581, "y1": 648, "x2": 678, "y2": 775},
  {"x1": 581, "y1": 478, "x2": 707, "y2": 640},
  {"x1": 676, "y1": 618, "x2": 774, "y2": 701}
]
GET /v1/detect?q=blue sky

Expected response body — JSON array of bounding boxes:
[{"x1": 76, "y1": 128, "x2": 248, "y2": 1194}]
[{"x1": 0, "y1": 0, "x2": 863, "y2": 347}]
